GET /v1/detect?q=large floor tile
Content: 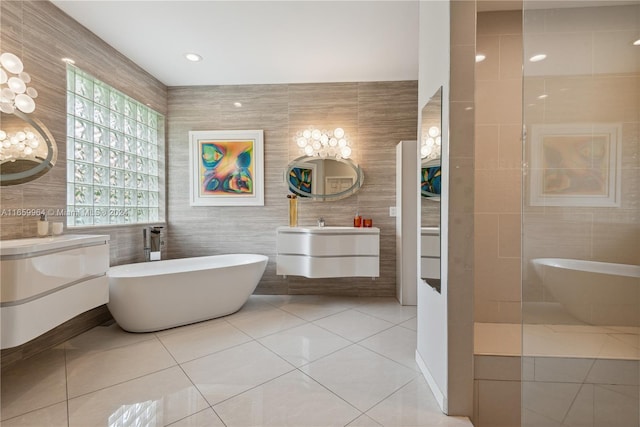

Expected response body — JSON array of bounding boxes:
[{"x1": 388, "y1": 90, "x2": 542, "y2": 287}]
[
  {"x1": 66, "y1": 338, "x2": 176, "y2": 398},
  {"x1": 399, "y1": 316, "x2": 418, "y2": 331},
  {"x1": 65, "y1": 323, "x2": 155, "y2": 352},
  {"x1": 213, "y1": 370, "x2": 361, "y2": 426},
  {"x1": 366, "y1": 376, "x2": 472, "y2": 426},
  {"x1": 181, "y1": 341, "x2": 295, "y2": 405},
  {"x1": 354, "y1": 298, "x2": 417, "y2": 324},
  {"x1": 226, "y1": 306, "x2": 307, "y2": 338},
  {"x1": 277, "y1": 295, "x2": 358, "y2": 321},
  {"x1": 68, "y1": 366, "x2": 209, "y2": 427},
  {"x1": 157, "y1": 320, "x2": 252, "y2": 363},
  {"x1": 347, "y1": 414, "x2": 383, "y2": 426},
  {"x1": 300, "y1": 345, "x2": 418, "y2": 412},
  {"x1": 167, "y1": 408, "x2": 226, "y2": 426},
  {"x1": 1, "y1": 348, "x2": 67, "y2": 420},
  {"x1": 258, "y1": 323, "x2": 351, "y2": 367},
  {"x1": 313, "y1": 309, "x2": 394, "y2": 342},
  {"x1": 359, "y1": 325, "x2": 419, "y2": 370},
  {"x1": 1, "y1": 402, "x2": 68, "y2": 427}
]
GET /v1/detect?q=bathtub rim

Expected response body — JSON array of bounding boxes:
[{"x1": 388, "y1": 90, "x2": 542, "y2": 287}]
[
  {"x1": 108, "y1": 253, "x2": 269, "y2": 278},
  {"x1": 531, "y1": 257, "x2": 640, "y2": 279}
]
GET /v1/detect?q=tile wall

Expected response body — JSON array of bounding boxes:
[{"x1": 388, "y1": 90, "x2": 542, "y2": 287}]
[
  {"x1": 0, "y1": 1, "x2": 167, "y2": 365},
  {"x1": 474, "y1": 10, "x2": 523, "y2": 323},
  {"x1": 522, "y1": 4, "x2": 640, "y2": 309},
  {"x1": 167, "y1": 81, "x2": 418, "y2": 296}
]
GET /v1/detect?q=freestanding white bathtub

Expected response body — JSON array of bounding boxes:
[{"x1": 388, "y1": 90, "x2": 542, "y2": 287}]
[
  {"x1": 107, "y1": 254, "x2": 268, "y2": 332},
  {"x1": 531, "y1": 258, "x2": 640, "y2": 326}
]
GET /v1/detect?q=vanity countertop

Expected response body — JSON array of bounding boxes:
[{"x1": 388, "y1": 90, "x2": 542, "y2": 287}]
[
  {"x1": 277, "y1": 226, "x2": 380, "y2": 234},
  {"x1": 0, "y1": 234, "x2": 110, "y2": 257}
]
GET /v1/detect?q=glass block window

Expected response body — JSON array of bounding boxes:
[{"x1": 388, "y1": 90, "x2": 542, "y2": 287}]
[{"x1": 66, "y1": 66, "x2": 163, "y2": 226}]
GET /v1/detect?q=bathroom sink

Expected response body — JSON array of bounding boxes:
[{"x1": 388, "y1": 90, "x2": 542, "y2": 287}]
[{"x1": 283, "y1": 226, "x2": 380, "y2": 233}]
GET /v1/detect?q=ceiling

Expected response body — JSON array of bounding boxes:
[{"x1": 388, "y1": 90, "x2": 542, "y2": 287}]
[
  {"x1": 51, "y1": 1, "x2": 420, "y2": 87},
  {"x1": 51, "y1": 0, "x2": 637, "y2": 87}
]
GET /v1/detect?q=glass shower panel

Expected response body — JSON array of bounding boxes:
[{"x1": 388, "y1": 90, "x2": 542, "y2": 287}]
[{"x1": 522, "y1": 2, "x2": 640, "y2": 426}]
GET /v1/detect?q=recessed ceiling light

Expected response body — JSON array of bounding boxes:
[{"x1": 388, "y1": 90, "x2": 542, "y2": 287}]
[
  {"x1": 529, "y1": 54, "x2": 547, "y2": 63},
  {"x1": 184, "y1": 53, "x2": 202, "y2": 62},
  {"x1": 62, "y1": 57, "x2": 75, "y2": 64},
  {"x1": 475, "y1": 54, "x2": 486, "y2": 63},
  {"x1": 233, "y1": 102, "x2": 242, "y2": 108},
  {"x1": 537, "y1": 94, "x2": 549, "y2": 100},
  {"x1": 633, "y1": 39, "x2": 640, "y2": 46}
]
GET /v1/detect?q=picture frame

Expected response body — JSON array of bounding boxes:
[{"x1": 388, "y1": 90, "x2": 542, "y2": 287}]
[
  {"x1": 189, "y1": 130, "x2": 264, "y2": 206},
  {"x1": 529, "y1": 123, "x2": 621, "y2": 207}
]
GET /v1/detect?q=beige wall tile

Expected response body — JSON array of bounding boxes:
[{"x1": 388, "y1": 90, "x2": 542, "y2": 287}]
[
  {"x1": 475, "y1": 169, "x2": 521, "y2": 213},
  {"x1": 476, "y1": 36, "x2": 500, "y2": 81},
  {"x1": 450, "y1": 101, "x2": 476, "y2": 158},
  {"x1": 499, "y1": 124, "x2": 523, "y2": 170},
  {"x1": 477, "y1": 380, "x2": 521, "y2": 427},
  {"x1": 500, "y1": 34, "x2": 523, "y2": 80},
  {"x1": 167, "y1": 81, "x2": 418, "y2": 297},
  {"x1": 451, "y1": 44, "x2": 477, "y2": 104},
  {"x1": 476, "y1": 79, "x2": 523, "y2": 125},
  {"x1": 499, "y1": 213, "x2": 521, "y2": 258},
  {"x1": 476, "y1": 125, "x2": 500, "y2": 170},
  {"x1": 477, "y1": 10, "x2": 523, "y2": 36}
]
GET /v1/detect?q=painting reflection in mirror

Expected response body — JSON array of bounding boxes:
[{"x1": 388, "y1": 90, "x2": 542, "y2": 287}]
[
  {"x1": 288, "y1": 165, "x2": 313, "y2": 197},
  {"x1": 421, "y1": 160, "x2": 441, "y2": 199},
  {"x1": 420, "y1": 87, "x2": 442, "y2": 291}
]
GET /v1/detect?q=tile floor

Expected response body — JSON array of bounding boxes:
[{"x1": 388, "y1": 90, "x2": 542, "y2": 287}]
[{"x1": 1, "y1": 295, "x2": 472, "y2": 427}]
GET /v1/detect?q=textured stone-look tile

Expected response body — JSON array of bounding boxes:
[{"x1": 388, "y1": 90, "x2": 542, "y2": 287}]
[
  {"x1": 181, "y1": 341, "x2": 294, "y2": 406},
  {"x1": 66, "y1": 338, "x2": 176, "y2": 398},
  {"x1": 157, "y1": 320, "x2": 252, "y2": 363},
  {"x1": 68, "y1": 367, "x2": 209, "y2": 427},
  {"x1": 1, "y1": 402, "x2": 68, "y2": 427},
  {"x1": 367, "y1": 376, "x2": 472, "y2": 427},
  {"x1": 359, "y1": 325, "x2": 419, "y2": 370},
  {"x1": 1, "y1": 347, "x2": 67, "y2": 420},
  {"x1": 300, "y1": 345, "x2": 418, "y2": 412},
  {"x1": 213, "y1": 370, "x2": 361, "y2": 427},
  {"x1": 313, "y1": 309, "x2": 395, "y2": 342},
  {"x1": 259, "y1": 323, "x2": 351, "y2": 367},
  {"x1": 167, "y1": 408, "x2": 225, "y2": 427}
]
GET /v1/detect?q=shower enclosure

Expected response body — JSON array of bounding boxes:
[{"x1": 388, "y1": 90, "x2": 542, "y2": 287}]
[{"x1": 521, "y1": 2, "x2": 640, "y2": 426}]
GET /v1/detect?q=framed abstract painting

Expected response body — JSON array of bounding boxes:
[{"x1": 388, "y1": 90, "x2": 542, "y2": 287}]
[
  {"x1": 529, "y1": 123, "x2": 621, "y2": 207},
  {"x1": 189, "y1": 130, "x2": 264, "y2": 206}
]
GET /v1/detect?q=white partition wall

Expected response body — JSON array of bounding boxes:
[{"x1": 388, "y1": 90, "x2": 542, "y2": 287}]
[{"x1": 396, "y1": 140, "x2": 418, "y2": 305}]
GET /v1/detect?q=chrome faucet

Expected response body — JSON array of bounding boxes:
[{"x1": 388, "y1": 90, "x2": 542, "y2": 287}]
[
  {"x1": 318, "y1": 217, "x2": 325, "y2": 227},
  {"x1": 143, "y1": 226, "x2": 164, "y2": 261}
]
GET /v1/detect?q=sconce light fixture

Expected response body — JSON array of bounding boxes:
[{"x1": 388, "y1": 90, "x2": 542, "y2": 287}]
[
  {"x1": 0, "y1": 52, "x2": 38, "y2": 114},
  {"x1": 421, "y1": 125, "x2": 441, "y2": 160},
  {"x1": 294, "y1": 126, "x2": 352, "y2": 159},
  {"x1": 0, "y1": 51, "x2": 44, "y2": 164}
]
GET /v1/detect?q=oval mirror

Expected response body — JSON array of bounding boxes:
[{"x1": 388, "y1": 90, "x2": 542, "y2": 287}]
[
  {"x1": 0, "y1": 111, "x2": 58, "y2": 186},
  {"x1": 286, "y1": 156, "x2": 364, "y2": 200}
]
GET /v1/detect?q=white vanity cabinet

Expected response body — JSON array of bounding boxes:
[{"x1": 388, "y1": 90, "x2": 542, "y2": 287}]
[
  {"x1": 276, "y1": 226, "x2": 379, "y2": 278},
  {"x1": 421, "y1": 226, "x2": 440, "y2": 280},
  {"x1": 0, "y1": 234, "x2": 110, "y2": 349}
]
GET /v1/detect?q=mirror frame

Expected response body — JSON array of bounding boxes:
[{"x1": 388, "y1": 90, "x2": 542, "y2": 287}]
[
  {"x1": 286, "y1": 155, "x2": 364, "y2": 201},
  {"x1": 0, "y1": 111, "x2": 58, "y2": 186}
]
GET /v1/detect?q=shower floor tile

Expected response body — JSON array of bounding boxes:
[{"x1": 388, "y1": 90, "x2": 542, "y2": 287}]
[{"x1": 1, "y1": 295, "x2": 473, "y2": 427}]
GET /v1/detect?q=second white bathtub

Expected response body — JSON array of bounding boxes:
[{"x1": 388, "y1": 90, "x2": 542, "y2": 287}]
[{"x1": 107, "y1": 254, "x2": 268, "y2": 332}]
